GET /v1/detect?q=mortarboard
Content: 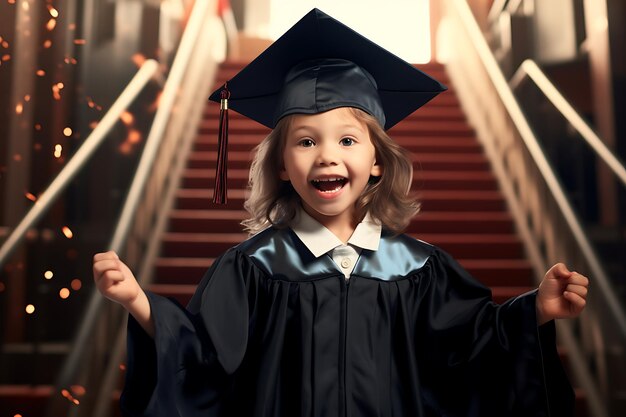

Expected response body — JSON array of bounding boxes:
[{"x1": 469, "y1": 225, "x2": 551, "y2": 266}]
[{"x1": 208, "y1": 8, "x2": 447, "y2": 203}]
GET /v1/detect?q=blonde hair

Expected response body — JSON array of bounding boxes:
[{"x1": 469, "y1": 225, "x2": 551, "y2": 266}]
[{"x1": 242, "y1": 108, "x2": 419, "y2": 234}]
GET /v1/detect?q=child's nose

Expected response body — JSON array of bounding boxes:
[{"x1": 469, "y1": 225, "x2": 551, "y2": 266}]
[{"x1": 316, "y1": 143, "x2": 339, "y2": 166}]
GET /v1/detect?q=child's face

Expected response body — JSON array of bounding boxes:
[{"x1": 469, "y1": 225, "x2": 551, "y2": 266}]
[{"x1": 280, "y1": 107, "x2": 381, "y2": 227}]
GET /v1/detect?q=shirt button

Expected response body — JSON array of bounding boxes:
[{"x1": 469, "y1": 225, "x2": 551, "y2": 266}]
[{"x1": 340, "y1": 258, "x2": 351, "y2": 269}]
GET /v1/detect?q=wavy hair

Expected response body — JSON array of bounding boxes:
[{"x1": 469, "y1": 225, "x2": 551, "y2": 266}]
[{"x1": 242, "y1": 108, "x2": 419, "y2": 235}]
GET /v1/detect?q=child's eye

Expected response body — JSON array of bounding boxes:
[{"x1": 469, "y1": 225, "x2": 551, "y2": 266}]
[
  {"x1": 298, "y1": 138, "x2": 315, "y2": 147},
  {"x1": 340, "y1": 137, "x2": 355, "y2": 146}
]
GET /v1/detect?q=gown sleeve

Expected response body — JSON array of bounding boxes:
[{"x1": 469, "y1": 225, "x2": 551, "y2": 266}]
[
  {"x1": 120, "y1": 248, "x2": 260, "y2": 417},
  {"x1": 417, "y1": 247, "x2": 575, "y2": 417}
]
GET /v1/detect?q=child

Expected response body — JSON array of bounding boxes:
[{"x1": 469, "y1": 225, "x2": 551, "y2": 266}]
[{"x1": 93, "y1": 8, "x2": 589, "y2": 417}]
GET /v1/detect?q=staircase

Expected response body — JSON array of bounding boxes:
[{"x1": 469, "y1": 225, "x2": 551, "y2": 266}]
[
  {"x1": 0, "y1": 61, "x2": 590, "y2": 416},
  {"x1": 149, "y1": 60, "x2": 589, "y2": 416},
  {"x1": 154, "y1": 62, "x2": 533, "y2": 305}
]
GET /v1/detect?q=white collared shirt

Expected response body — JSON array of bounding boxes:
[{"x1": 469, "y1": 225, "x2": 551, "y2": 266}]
[{"x1": 290, "y1": 209, "x2": 382, "y2": 279}]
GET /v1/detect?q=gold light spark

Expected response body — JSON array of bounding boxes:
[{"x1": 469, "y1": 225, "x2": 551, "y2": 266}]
[
  {"x1": 68, "y1": 23, "x2": 76, "y2": 31},
  {"x1": 46, "y1": 19, "x2": 57, "y2": 31},
  {"x1": 120, "y1": 111, "x2": 134, "y2": 125},
  {"x1": 13, "y1": 154, "x2": 22, "y2": 162},
  {"x1": 64, "y1": 56, "x2": 77, "y2": 65},
  {"x1": 89, "y1": 121, "x2": 98, "y2": 129},
  {"x1": 119, "y1": 141, "x2": 132, "y2": 155},
  {"x1": 1, "y1": 41, "x2": 9, "y2": 48},
  {"x1": 25, "y1": 192, "x2": 37, "y2": 201},
  {"x1": 25, "y1": 304, "x2": 35, "y2": 314},
  {"x1": 132, "y1": 53, "x2": 146, "y2": 67},
  {"x1": 71, "y1": 279, "x2": 82, "y2": 291},
  {"x1": 73, "y1": 39, "x2": 86, "y2": 45},
  {"x1": 43, "y1": 39, "x2": 52, "y2": 48},
  {"x1": 70, "y1": 385, "x2": 86, "y2": 396},
  {"x1": 59, "y1": 288, "x2": 70, "y2": 299},
  {"x1": 63, "y1": 127, "x2": 72, "y2": 136},
  {"x1": 1, "y1": 54, "x2": 10, "y2": 61},
  {"x1": 15, "y1": 102, "x2": 23, "y2": 114},
  {"x1": 21, "y1": 0, "x2": 28, "y2": 11},
  {"x1": 61, "y1": 389, "x2": 80, "y2": 405},
  {"x1": 52, "y1": 83, "x2": 63, "y2": 100},
  {"x1": 36, "y1": 69, "x2": 45, "y2": 76},
  {"x1": 54, "y1": 144, "x2": 62, "y2": 158},
  {"x1": 62, "y1": 226, "x2": 73, "y2": 238},
  {"x1": 127, "y1": 129, "x2": 142, "y2": 144},
  {"x1": 48, "y1": 6, "x2": 59, "y2": 18},
  {"x1": 44, "y1": 270, "x2": 54, "y2": 280},
  {"x1": 34, "y1": 123, "x2": 42, "y2": 130},
  {"x1": 24, "y1": 94, "x2": 31, "y2": 102}
]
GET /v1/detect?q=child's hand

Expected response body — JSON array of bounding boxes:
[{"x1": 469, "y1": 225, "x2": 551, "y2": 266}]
[
  {"x1": 93, "y1": 251, "x2": 141, "y2": 308},
  {"x1": 536, "y1": 263, "x2": 589, "y2": 325}
]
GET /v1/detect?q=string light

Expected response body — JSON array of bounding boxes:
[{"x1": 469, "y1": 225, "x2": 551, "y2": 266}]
[
  {"x1": 63, "y1": 127, "x2": 72, "y2": 136},
  {"x1": 44, "y1": 270, "x2": 54, "y2": 279},
  {"x1": 25, "y1": 304, "x2": 35, "y2": 314},
  {"x1": 25, "y1": 192, "x2": 37, "y2": 201},
  {"x1": 71, "y1": 279, "x2": 82, "y2": 291},
  {"x1": 59, "y1": 288, "x2": 70, "y2": 299}
]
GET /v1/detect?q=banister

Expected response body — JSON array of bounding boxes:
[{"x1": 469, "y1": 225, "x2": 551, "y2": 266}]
[
  {"x1": 509, "y1": 59, "x2": 626, "y2": 188},
  {"x1": 449, "y1": 0, "x2": 626, "y2": 340},
  {"x1": 0, "y1": 59, "x2": 160, "y2": 268}
]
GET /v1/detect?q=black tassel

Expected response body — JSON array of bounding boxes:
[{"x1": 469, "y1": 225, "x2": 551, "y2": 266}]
[{"x1": 213, "y1": 85, "x2": 230, "y2": 204}]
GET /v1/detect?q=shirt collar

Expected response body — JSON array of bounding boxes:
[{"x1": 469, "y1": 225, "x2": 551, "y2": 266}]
[{"x1": 290, "y1": 208, "x2": 382, "y2": 258}]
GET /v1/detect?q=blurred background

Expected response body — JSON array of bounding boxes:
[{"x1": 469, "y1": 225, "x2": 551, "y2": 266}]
[{"x1": 0, "y1": 0, "x2": 624, "y2": 416}]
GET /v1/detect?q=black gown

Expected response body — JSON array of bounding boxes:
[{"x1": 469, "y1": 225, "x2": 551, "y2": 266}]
[{"x1": 121, "y1": 227, "x2": 575, "y2": 417}]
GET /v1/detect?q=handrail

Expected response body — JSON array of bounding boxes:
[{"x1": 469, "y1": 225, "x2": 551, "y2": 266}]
[
  {"x1": 509, "y1": 59, "x2": 626, "y2": 188},
  {"x1": 449, "y1": 0, "x2": 626, "y2": 339},
  {"x1": 0, "y1": 59, "x2": 159, "y2": 268},
  {"x1": 444, "y1": 0, "x2": 624, "y2": 416},
  {"x1": 46, "y1": 0, "x2": 222, "y2": 415}
]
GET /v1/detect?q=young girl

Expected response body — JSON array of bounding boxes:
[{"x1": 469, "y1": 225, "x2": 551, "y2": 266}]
[{"x1": 93, "y1": 9, "x2": 589, "y2": 417}]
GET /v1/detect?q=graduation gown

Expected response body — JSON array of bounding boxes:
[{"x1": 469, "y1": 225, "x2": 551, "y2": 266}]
[{"x1": 121, "y1": 227, "x2": 575, "y2": 417}]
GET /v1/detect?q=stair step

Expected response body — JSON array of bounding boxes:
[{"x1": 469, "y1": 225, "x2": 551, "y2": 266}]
[
  {"x1": 199, "y1": 119, "x2": 473, "y2": 137},
  {"x1": 148, "y1": 283, "x2": 534, "y2": 307},
  {"x1": 154, "y1": 257, "x2": 533, "y2": 287},
  {"x1": 160, "y1": 232, "x2": 524, "y2": 259},
  {"x1": 204, "y1": 106, "x2": 466, "y2": 121},
  {"x1": 193, "y1": 135, "x2": 484, "y2": 153},
  {"x1": 168, "y1": 210, "x2": 514, "y2": 234},
  {"x1": 181, "y1": 169, "x2": 499, "y2": 191},
  {"x1": 187, "y1": 151, "x2": 490, "y2": 171},
  {"x1": 173, "y1": 189, "x2": 508, "y2": 212},
  {"x1": 0, "y1": 385, "x2": 53, "y2": 415}
]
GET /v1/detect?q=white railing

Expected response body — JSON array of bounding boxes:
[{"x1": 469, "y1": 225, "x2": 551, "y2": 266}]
[
  {"x1": 43, "y1": 0, "x2": 225, "y2": 415},
  {"x1": 441, "y1": 0, "x2": 626, "y2": 415}
]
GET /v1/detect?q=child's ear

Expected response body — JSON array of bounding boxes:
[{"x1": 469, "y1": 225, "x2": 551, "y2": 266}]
[{"x1": 370, "y1": 162, "x2": 382, "y2": 177}]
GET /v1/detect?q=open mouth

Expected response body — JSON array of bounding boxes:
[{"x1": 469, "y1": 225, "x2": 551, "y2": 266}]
[{"x1": 310, "y1": 177, "x2": 348, "y2": 193}]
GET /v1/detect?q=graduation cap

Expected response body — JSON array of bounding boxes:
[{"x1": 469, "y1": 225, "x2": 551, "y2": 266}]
[{"x1": 208, "y1": 8, "x2": 447, "y2": 203}]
